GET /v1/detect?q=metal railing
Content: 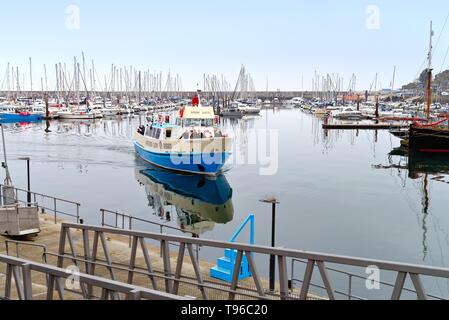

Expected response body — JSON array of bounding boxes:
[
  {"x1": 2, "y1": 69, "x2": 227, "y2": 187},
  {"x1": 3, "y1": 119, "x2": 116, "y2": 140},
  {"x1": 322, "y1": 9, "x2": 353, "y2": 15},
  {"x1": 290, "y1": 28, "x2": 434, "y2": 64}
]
[
  {"x1": 290, "y1": 259, "x2": 446, "y2": 301},
  {"x1": 0, "y1": 254, "x2": 190, "y2": 300},
  {"x1": 100, "y1": 208, "x2": 200, "y2": 260},
  {"x1": 57, "y1": 223, "x2": 449, "y2": 300},
  {"x1": 5, "y1": 240, "x2": 48, "y2": 264},
  {"x1": 100, "y1": 208, "x2": 197, "y2": 236},
  {"x1": 0, "y1": 184, "x2": 80, "y2": 224}
]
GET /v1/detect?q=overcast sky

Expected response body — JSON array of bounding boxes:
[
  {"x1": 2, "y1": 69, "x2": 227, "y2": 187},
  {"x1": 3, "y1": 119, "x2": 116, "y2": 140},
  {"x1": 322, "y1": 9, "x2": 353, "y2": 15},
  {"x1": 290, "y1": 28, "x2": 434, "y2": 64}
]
[{"x1": 0, "y1": 0, "x2": 448, "y2": 91}]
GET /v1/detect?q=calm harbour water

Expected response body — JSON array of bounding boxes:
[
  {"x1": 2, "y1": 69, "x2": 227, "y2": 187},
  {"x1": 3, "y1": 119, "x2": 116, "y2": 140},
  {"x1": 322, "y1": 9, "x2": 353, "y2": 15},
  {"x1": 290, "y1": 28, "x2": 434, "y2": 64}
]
[{"x1": 3, "y1": 109, "x2": 449, "y2": 298}]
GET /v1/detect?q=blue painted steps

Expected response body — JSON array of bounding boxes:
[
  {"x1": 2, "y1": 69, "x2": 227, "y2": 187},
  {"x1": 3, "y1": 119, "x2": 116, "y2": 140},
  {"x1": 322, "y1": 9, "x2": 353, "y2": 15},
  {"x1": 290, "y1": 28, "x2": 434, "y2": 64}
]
[
  {"x1": 210, "y1": 250, "x2": 252, "y2": 282},
  {"x1": 210, "y1": 215, "x2": 255, "y2": 283}
]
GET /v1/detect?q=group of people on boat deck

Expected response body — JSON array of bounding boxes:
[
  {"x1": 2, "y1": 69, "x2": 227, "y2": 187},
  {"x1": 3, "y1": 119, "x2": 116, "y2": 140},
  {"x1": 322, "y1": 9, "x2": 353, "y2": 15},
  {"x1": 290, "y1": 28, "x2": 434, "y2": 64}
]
[
  {"x1": 182, "y1": 129, "x2": 213, "y2": 139},
  {"x1": 137, "y1": 123, "x2": 225, "y2": 140}
]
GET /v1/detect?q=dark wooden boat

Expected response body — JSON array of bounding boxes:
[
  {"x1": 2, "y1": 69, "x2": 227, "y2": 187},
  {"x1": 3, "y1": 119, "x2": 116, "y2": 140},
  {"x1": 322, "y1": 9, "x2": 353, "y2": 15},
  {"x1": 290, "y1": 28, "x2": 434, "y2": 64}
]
[
  {"x1": 407, "y1": 22, "x2": 449, "y2": 154},
  {"x1": 390, "y1": 128, "x2": 409, "y2": 139},
  {"x1": 409, "y1": 124, "x2": 449, "y2": 153}
]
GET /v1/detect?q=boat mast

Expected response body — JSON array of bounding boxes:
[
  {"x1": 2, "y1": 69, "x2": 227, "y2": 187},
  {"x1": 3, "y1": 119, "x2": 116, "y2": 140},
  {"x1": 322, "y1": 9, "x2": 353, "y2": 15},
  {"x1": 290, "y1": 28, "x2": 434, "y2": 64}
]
[
  {"x1": 390, "y1": 65, "x2": 396, "y2": 102},
  {"x1": 29, "y1": 57, "x2": 33, "y2": 100},
  {"x1": 426, "y1": 21, "x2": 433, "y2": 119}
]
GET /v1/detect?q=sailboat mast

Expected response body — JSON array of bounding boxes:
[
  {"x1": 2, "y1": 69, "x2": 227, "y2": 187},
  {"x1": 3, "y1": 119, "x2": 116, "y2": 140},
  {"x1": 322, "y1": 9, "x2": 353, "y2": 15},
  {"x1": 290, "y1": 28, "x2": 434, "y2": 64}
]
[
  {"x1": 426, "y1": 21, "x2": 433, "y2": 119},
  {"x1": 29, "y1": 57, "x2": 33, "y2": 94},
  {"x1": 390, "y1": 65, "x2": 396, "y2": 102}
]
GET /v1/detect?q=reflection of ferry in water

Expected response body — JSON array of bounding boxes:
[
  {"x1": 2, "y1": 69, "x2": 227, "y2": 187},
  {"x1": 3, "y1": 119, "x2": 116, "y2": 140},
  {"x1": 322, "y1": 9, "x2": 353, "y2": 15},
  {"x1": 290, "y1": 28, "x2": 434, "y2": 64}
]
[{"x1": 135, "y1": 166, "x2": 234, "y2": 235}]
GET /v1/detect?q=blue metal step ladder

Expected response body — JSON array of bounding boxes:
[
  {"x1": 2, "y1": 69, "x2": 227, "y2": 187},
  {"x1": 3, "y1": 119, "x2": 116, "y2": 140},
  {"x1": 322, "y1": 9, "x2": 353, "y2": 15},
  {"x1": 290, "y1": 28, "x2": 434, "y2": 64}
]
[{"x1": 210, "y1": 214, "x2": 254, "y2": 283}]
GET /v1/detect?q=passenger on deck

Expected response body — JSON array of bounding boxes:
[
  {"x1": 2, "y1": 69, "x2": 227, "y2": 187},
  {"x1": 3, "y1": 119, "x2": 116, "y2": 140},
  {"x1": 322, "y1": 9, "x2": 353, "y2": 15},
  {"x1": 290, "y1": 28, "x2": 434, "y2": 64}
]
[
  {"x1": 192, "y1": 130, "x2": 201, "y2": 139},
  {"x1": 182, "y1": 130, "x2": 190, "y2": 139},
  {"x1": 137, "y1": 125, "x2": 145, "y2": 135}
]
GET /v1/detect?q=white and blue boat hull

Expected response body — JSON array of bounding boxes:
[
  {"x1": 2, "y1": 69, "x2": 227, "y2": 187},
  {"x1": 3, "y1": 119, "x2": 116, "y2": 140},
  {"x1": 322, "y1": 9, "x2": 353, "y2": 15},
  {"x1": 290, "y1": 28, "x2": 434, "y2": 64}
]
[{"x1": 134, "y1": 140, "x2": 230, "y2": 175}]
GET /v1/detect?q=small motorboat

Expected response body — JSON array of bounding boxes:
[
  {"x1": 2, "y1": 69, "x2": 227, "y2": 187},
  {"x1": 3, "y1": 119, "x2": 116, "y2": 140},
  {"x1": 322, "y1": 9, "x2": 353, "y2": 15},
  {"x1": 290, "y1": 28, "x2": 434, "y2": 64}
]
[
  {"x1": 237, "y1": 104, "x2": 261, "y2": 115},
  {"x1": 332, "y1": 107, "x2": 363, "y2": 120},
  {"x1": 57, "y1": 107, "x2": 95, "y2": 120}
]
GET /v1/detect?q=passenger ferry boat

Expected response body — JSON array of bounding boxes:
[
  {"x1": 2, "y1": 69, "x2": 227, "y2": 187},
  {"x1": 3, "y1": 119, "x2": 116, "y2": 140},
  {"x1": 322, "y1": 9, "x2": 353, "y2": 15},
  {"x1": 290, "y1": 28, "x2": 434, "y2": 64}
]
[{"x1": 133, "y1": 92, "x2": 233, "y2": 175}]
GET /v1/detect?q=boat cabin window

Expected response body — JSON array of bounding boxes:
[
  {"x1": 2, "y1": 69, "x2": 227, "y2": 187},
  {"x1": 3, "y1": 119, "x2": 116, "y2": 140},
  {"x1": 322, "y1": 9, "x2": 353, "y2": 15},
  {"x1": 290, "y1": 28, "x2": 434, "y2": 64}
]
[
  {"x1": 183, "y1": 118, "x2": 214, "y2": 127},
  {"x1": 145, "y1": 126, "x2": 161, "y2": 139},
  {"x1": 166, "y1": 129, "x2": 172, "y2": 138}
]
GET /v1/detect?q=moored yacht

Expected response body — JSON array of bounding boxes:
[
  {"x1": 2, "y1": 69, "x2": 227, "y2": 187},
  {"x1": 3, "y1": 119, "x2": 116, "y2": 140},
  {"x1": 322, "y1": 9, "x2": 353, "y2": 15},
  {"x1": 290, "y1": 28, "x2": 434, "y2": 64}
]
[
  {"x1": 57, "y1": 106, "x2": 95, "y2": 120},
  {"x1": 237, "y1": 103, "x2": 261, "y2": 115}
]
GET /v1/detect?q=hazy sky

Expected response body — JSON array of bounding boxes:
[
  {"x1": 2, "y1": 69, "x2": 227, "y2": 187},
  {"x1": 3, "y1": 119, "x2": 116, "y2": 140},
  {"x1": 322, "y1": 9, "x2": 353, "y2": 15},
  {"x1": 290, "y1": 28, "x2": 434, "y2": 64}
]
[{"x1": 0, "y1": 0, "x2": 448, "y2": 91}]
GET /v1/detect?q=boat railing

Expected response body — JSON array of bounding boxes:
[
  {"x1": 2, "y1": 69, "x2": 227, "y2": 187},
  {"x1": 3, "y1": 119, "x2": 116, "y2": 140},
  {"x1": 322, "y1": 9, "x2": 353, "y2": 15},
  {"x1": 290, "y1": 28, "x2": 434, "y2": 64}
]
[{"x1": 0, "y1": 184, "x2": 80, "y2": 224}]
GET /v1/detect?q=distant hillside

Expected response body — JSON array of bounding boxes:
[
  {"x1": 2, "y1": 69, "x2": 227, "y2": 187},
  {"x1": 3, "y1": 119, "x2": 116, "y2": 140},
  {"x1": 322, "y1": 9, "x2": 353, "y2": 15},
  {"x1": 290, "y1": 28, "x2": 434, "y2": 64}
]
[{"x1": 402, "y1": 69, "x2": 449, "y2": 92}]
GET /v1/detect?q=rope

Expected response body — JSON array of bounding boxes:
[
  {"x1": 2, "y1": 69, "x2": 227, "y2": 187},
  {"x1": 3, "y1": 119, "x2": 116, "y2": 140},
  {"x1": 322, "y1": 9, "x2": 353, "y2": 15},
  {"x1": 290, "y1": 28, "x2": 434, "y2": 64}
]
[
  {"x1": 433, "y1": 13, "x2": 449, "y2": 59},
  {"x1": 413, "y1": 118, "x2": 449, "y2": 127}
]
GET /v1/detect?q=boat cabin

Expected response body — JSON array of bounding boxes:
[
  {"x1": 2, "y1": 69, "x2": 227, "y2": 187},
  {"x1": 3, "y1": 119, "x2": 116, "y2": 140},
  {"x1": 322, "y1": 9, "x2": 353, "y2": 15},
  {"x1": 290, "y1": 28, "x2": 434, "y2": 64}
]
[
  {"x1": 0, "y1": 105, "x2": 17, "y2": 114},
  {"x1": 140, "y1": 106, "x2": 222, "y2": 141}
]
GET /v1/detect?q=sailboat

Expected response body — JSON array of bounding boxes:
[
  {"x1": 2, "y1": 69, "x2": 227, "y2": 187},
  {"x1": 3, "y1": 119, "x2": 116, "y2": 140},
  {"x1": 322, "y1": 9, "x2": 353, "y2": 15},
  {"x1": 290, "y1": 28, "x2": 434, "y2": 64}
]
[
  {"x1": 263, "y1": 77, "x2": 271, "y2": 107},
  {"x1": 408, "y1": 21, "x2": 449, "y2": 153},
  {"x1": 58, "y1": 60, "x2": 95, "y2": 120}
]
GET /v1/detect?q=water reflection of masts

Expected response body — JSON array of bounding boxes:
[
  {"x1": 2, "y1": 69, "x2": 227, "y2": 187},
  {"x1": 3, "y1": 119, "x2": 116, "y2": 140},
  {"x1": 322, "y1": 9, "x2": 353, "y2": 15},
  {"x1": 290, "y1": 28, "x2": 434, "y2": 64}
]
[
  {"x1": 374, "y1": 152, "x2": 438, "y2": 261},
  {"x1": 222, "y1": 115, "x2": 254, "y2": 162},
  {"x1": 421, "y1": 174, "x2": 429, "y2": 260}
]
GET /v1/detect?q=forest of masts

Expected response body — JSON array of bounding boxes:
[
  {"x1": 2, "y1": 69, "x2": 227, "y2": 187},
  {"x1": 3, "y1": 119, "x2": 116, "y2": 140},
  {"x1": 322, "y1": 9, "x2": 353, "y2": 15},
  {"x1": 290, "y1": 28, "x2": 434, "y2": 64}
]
[
  {"x1": 1, "y1": 55, "x2": 403, "y2": 103},
  {"x1": 0, "y1": 55, "x2": 256, "y2": 103},
  {"x1": 0, "y1": 54, "x2": 187, "y2": 102}
]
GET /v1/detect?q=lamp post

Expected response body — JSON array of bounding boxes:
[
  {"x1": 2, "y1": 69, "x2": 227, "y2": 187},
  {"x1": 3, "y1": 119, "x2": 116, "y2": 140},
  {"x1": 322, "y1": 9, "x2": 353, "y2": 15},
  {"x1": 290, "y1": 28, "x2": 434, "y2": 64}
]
[
  {"x1": 18, "y1": 157, "x2": 31, "y2": 206},
  {"x1": 1, "y1": 124, "x2": 12, "y2": 186},
  {"x1": 260, "y1": 197, "x2": 280, "y2": 293}
]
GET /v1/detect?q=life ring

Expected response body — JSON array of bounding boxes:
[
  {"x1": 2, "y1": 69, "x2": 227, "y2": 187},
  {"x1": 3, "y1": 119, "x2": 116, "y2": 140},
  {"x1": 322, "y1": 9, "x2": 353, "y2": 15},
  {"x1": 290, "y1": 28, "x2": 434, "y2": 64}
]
[{"x1": 203, "y1": 130, "x2": 213, "y2": 138}]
